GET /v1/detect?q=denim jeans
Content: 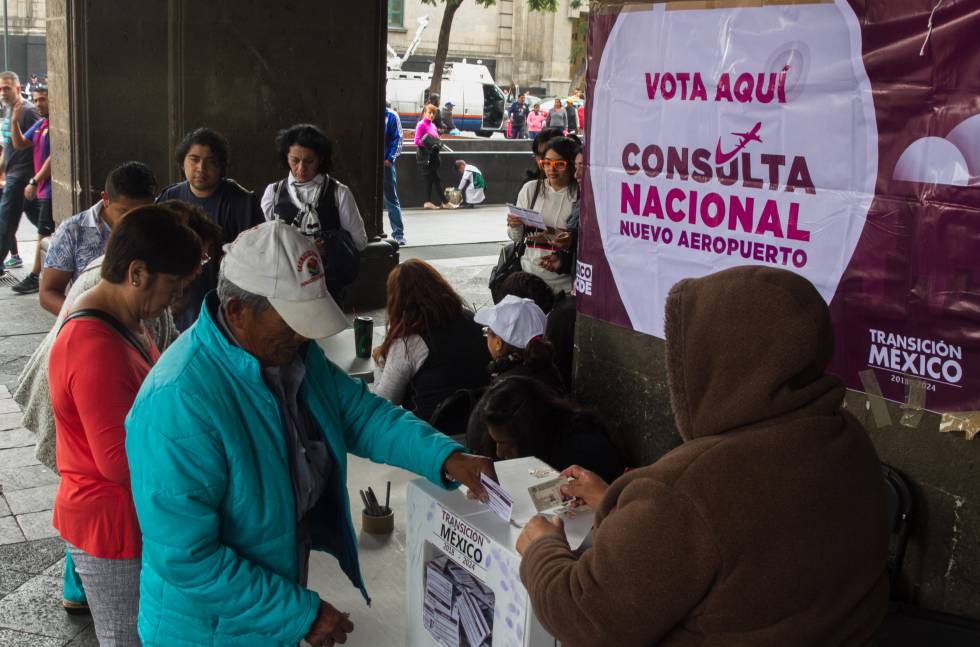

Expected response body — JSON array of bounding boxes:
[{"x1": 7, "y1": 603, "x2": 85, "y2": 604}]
[
  {"x1": 383, "y1": 162, "x2": 404, "y2": 239},
  {"x1": 0, "y1": 175, "x2": 29, "y2": 262}
]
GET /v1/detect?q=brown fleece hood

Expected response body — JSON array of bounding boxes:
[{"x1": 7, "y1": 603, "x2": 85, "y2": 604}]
[{"x1": 665, "y1": 266, "x2": 843, "y2": 442}]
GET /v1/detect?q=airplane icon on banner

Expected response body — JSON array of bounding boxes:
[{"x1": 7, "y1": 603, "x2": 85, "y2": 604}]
[{"x1": 714, "y1": 121, "x2": 763, "y2": 165}]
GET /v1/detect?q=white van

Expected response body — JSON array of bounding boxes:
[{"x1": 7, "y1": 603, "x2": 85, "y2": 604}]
[{"x1": 387, "y1": 62, "x2": 506, "y2": 137}]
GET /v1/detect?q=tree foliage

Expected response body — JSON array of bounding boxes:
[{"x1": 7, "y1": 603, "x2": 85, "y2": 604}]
[{"x1": 418, "y1": 0, "x2": 582, "y2": 98}]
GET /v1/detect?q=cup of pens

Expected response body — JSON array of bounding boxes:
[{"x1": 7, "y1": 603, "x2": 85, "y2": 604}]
[{"x1": 360, "y1": 482, "x2": 394, "y2": 535}]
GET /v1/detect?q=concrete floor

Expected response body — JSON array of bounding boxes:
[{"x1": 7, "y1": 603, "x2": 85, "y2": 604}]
[{"x1": 0, "y1": 207, "x2": 505, "y2": 646}]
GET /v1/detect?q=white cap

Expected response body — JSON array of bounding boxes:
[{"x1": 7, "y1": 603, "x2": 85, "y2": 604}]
[
  {"x1": 221, "y1": 220, "x2": 348, "y2": 339},
  {"x1": 474, "y1": 295, "x2": 547, "y2": 348}
]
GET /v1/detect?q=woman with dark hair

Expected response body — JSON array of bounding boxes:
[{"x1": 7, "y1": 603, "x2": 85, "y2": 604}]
[
  {"x1": 49, "y1": 205, "x2": 204, "y2": 646},
  {"x1": 260, "y1": 123, "x2": 368, "y2": 303},
  {"x1": 507, "y1": 136, "x2": 581, "y2": 295},
  {"x1": 466, "y1": 295, "x2": 564, "y2": 455},
  {"x1": 526, "y1": 127, "x2": 565, "y2": 182},
  {"x1": 373, "y1": 259, "x2": 490, "y2": 424},
  {"x1": 480, "y1": 376, "x2": 625, "y2": 483},
  {"x1": 414, "y1": 104, "x2": 452, "y2": 209}
]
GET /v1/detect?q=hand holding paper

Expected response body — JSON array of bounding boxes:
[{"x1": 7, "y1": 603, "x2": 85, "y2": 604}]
[
  {"x1": 506, "y1": 203, "x2": 547, "y2": 229},
  {"x1": 481, "y1": 471, "x2": 514, "y2": 522},
  {"x1": 443, "y1": 452, "x2": 497, "y2": 503},
  {"x1": 560, "y1": 465, "x2": 609, "y2": 509}
]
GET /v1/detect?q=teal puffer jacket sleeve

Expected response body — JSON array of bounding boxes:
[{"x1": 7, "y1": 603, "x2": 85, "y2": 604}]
[
  {"x1": 307, "y1": 348, "x2": 464, "y2": 484},
  {"x1": 126, "y1": 385, "x2": 320, "y2": 646}
]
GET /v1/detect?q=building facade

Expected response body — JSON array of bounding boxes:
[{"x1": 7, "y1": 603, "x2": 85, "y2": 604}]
[
  {"x1": 2, "y1": 0, "x2": 47, "y2": 81},
  {"x1": 387, "y1": 0, "x2": 586, "y2": 96}
]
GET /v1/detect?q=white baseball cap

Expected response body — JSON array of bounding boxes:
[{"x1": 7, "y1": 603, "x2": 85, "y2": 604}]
[
  {"x1": 474, "y1": 295, "x2": 547, "y2": 348},
  {"x1": 221, "y1": 220, "x2": 348, "y2": 339}
]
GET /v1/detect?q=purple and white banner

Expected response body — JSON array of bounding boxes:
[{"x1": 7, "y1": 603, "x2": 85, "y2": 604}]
[{"x1": 578, "y1": 0, "x2": 980, "y2": 413}]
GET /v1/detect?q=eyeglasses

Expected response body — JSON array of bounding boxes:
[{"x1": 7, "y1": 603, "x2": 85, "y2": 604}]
[
  {"x1": 538, "y1": 159, "x2": 569, "y2": 171},
  {"x1": 200, "y1": 253, "x2": 211, "y2": 267}
]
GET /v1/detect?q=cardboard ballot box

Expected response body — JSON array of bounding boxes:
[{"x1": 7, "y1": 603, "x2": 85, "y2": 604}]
[{"x1": 406, "y1": 456, "x2": 595, "y2": 647}]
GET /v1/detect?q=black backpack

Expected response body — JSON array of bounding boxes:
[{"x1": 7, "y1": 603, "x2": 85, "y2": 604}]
[{"x1": 273, "y1": 176, "x2": 360, "y2": 288}]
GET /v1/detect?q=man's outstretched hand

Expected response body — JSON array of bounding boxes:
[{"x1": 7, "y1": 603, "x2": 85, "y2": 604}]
[
  {"x1": 443, "y1": 452, "x2": 497, "y2": 503},
  {"x1": 304, "y1": 600, "x2": 354, "y2": 647}
]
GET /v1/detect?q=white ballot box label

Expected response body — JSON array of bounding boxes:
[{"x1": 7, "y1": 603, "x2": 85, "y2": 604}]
[
  {"x1": 481, "y1": 472, "x2": 514, "y2": 522},
  {"x1": 435, "y1": 504, "x2": 490, "y2": 573}
]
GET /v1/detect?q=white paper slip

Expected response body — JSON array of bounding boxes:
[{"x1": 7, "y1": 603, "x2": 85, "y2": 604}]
[
  {"x1": 480, "y1": 472, "x2": 514, "y2": 522},
  {"x1": 528, "y1": 477, "x2": 567, "y2": 512},
  {"x1": 506, "y1": 203, "x2": 547, "y2": 229}
]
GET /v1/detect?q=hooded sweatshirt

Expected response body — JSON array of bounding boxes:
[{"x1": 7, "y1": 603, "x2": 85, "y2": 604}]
[{"x1": 519, "y1": 266, "x2": 889, "y2": 647}]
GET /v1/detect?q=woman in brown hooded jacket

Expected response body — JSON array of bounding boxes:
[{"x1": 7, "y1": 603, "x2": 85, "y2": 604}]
[{"x1": 516, "y1": 266, "x2": 889, "y2": 646}]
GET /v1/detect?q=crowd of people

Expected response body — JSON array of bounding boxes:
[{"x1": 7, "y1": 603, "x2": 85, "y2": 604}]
[{"x1": 0, "y1": 63, "x2": 890, "y2": 646}]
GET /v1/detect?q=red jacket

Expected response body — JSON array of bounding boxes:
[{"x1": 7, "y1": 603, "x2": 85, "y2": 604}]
[{"x1": 49, "y1": 319, "x2": 159, "y2": 559}]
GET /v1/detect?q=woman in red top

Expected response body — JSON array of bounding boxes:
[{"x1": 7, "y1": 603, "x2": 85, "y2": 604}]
[{"x1": 49, "y1": 205, "x2": 204, "y2": 646}]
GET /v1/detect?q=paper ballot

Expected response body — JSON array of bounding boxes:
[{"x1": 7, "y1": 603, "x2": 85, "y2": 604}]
[
  {"x1": 506, "y1": 203, "x2": 547, "y2": 230},
  {"x1": 481, "y1": 472, "x2": 514, "y2": 522}
]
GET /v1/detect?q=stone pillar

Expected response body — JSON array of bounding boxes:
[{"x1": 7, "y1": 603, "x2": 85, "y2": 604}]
[
  {"x1": 540, "y1": 0, "x2": 572, "y2": 96},
  {"x1": 44, "y1": 0, "x2": 386, "y2": 242}
]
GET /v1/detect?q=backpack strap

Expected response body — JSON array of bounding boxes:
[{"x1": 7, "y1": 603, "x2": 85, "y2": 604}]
[
  {"x1": 531, "y1": 179, "x2": 543, "y2": 212},
  {"x1": 59, "y1": 308, "x2": 155, "y2": 366},
  {"x1": 273, "y1": 179, "x2": 301, "y2": 225},
  {"x1": 316, "y1": 177, "x2": 342, "y2": 232}
]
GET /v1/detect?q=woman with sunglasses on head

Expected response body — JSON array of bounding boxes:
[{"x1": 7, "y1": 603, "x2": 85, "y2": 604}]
[{"x1": 506, "y1": 136, "x2": 581, "y2": 295}]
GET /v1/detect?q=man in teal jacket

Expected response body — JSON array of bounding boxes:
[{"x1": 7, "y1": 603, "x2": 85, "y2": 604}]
[{"x1": 126, "y1": 221, "x2": 494, "y2": 646}]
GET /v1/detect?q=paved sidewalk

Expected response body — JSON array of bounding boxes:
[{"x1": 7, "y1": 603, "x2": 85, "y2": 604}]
[
  {"x1": 0, "y1": 383, "x2": 96, "y2": 645},
  {"x1": 0, "y1": 221, "x2": 100, "y2": 644}
]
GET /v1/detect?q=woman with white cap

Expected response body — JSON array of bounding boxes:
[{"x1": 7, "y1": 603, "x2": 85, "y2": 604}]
[
  {"x1": 474, "y1": 294, "x2": 563, "y2": 388},
  {"x1": 466, "y1": 295, "x2": 563, "y2": 455}
]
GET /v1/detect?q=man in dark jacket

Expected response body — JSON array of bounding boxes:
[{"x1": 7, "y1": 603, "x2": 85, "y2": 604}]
[
  {"x1": 564, "y1": 98, "x2": 579, "y2": 135},
  {"x1": 517, "y1": 266, "x2": 889, "y2": 647},
  {"x1": 157, "y1": 127, "x2": 264, "y2": 329},
  {"x1": 441, "y1": 102, "x2": 457, "y2": 133}
]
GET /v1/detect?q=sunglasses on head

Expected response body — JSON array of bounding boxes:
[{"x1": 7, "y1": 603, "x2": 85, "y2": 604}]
[{"x1": 538, "y1": 159, "x2": 569, "y2": 171}]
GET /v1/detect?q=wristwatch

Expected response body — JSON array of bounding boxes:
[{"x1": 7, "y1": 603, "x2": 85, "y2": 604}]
[{"x1": 27, "y1": 178, "x2": 37, "y2": 187}]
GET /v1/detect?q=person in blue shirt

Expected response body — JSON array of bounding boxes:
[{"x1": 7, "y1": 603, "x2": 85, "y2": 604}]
[
  {"x1": 126, "y1": 221, "x2": 496, "y2": 647},
  {"x1": 157, "y1": 127, "x2": 264, "y2": 330},
  {"x1": 384, "y1": 104, "x2": 406, "y2": 245}
]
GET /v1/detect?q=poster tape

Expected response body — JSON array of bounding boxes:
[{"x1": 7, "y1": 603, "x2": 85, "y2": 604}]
[
  {"x1": 899, "y1": 376, "x2": 928, "y2": 428},
  {"x1": 939, "y1": 412, "x2": 980, "y2": 441},
  {"x1": 858, "y1": 369, "x2": 892, "y2": 428}
]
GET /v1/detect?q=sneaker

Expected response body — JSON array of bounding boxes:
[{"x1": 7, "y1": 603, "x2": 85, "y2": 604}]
[
  {"x1": 11, "y1": 273, "x2": 39, "y2": 294},
  {"x1": 394, "y1": 236, "x2": 407, "y2": 246},
  {"x1": 62, "y1": 599, "x2": 91, "y2": 616},
  {"x1": 4, "y1": 255, "x2": 23, "y2": 269}
]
